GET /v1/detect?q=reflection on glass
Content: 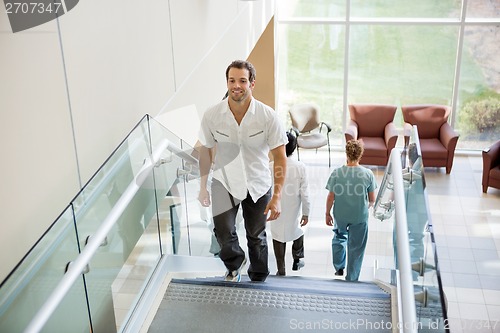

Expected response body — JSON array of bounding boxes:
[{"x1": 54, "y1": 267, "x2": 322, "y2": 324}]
[{"x1": 373, "y1": 162, "x2": 395, "y2": 222}]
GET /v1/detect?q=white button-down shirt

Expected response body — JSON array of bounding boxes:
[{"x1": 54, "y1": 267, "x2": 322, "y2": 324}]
[{"x1": 199, "y1": 98, "x2": 287, "y2": 201}]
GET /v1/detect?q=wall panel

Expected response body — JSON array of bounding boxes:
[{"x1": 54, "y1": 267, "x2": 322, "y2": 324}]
[{"x1": 0, "y1": 17, "x2": 80, "y2": 280}]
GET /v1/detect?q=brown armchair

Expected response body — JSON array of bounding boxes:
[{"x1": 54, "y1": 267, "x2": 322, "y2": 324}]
[
  {"x1": 402, "y1": 105, "x2": 459, "y2": 174},
  {"x1": 482, "y1": 140, "x2": 500, "y2": 193},
  {"x1": 345, "y1": 104, "x2": 398, "y2": 166}
]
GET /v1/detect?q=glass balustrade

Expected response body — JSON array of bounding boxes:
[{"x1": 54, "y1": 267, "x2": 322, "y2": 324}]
[
  {"x1": 0, "y1": 115, "x2": 200, "y2": 333},
  {"x1": 404, "y1": 127, "x2": 448, "y2": 332},
  {"x1": 373, "y1": 126, "x2": 449, "y2": 332}
]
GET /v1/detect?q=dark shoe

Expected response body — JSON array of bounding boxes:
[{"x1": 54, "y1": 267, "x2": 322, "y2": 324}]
[
  {"x1": 334, "y1": 269, "x2": 344, "y2": 276},
  {"x1": 292, "y1": 259, "x2": 305, "y2": 271},
  {"x1": 276, "y1": 271, "x2": 286, "y2": 276},
  {"x1": 250, "y1": 276, "x2": 267, "y2": 282}
]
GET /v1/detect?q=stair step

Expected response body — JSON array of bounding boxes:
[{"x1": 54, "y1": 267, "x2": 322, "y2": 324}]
[
  {"x1": 170, "y1": 274, "x2": 390, "y2": 299},
  {"x1": 148, "y1": 275, "x2": 392, "y2": 333}
]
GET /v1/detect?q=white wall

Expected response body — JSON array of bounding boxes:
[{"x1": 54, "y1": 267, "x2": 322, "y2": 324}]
[{"x1": 0, "y1": 0, "x2": 275, "y2": 282}]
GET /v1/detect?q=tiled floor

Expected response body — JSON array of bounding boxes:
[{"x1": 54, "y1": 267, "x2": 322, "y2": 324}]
[
  {"x1": 423, "y1": 153, "x2": 500, "y2": 333},
  {"x1": 115, "y1": 147, "x2": 500, "y2": 333}
]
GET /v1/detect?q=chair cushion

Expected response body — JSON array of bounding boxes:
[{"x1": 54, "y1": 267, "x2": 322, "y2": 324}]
[
  {"x1": 359, "y1": 137, "x2": 388, "y2": 157},
  {"x1": 297, "y1": 133, "x2": 327, "y2": 149},
  {"x1": 402, "y1": 105, "x2": 450, "y2": 139},
  {"x1": 349, "y1": 104, "x2": 397, "y2": 137},
  {"x1": 289, "y1": 104, "x2": 321, "y2": 132},
  {"x1": 420, "y1": 138, "x2": 448, "y2": 159}
]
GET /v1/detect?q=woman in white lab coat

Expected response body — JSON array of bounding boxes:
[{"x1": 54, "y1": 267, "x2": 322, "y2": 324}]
[{"x1": 270, "y1": 131, "x2": 311, "y2": 275}]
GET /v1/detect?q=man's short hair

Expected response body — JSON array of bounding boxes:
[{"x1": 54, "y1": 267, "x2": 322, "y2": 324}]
[{"x1": 226, "y1": 60, "x2": 256, "y2": 82}]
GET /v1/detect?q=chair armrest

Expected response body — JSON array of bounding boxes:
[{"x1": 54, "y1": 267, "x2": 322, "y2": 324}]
[
  {"x1": 403, "y1": 122, "x2": 413, "y2": 147},
  {"x1": 482, "y1": 140, "x2": 500, "y2": 190},
  {"x1": 344, "y1": 120, "x2": 358, "y2": 141},
  {"x1": 320, "y1": 122, "x2": 332, "y2": 133},
  {"x1": 439, "y1": 123, "x2": 459, "y2": 149},
  {"x1": 290, "y1": 126, "x2": 300, "y2": 137},
  {"x1": 384, "y1": 122, "x2": 399, "y2": 148},
  {"x1": 483, "y1": 140, "x2": 500, "y2": 170}
]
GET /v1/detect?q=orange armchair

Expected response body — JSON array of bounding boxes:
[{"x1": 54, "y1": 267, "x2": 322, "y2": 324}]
[
  {"x1": 482, "y1": 140, "x2": 500, "y2": 193},
  {"x1": 402, "y1": 105, "x2": 459, "y2": 174},
  {"x1": 345, "y1": 104, "x2": 398, "y2": 166}
]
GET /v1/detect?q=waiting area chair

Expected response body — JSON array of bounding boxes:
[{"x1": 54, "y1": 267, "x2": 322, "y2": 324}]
[
  {"x1": 345, "y1": 104, "x2": 398, "y2": 166},
  {"x1": 482, "y1": 139, "x2": 500, "y2": 193},
  {"x1": 289, "y1": 103, "x2": 332, "y2": 167},
  {"x1": 402, "y1": 104, "x2": 459, "y2": 174}
]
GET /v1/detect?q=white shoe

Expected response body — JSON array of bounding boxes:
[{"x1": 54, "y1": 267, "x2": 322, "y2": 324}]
[
  {"x1": 224, "y1": 270, "x2": 241, "y2": 282},
  {"x1": 224, "y1": 257, "x2": 247, "y2": 282}
]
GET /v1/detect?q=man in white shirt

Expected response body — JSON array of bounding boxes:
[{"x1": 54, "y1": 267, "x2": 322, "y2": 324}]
[{"x1": 198, "y1": 60, "x2": 287, "y2": 282}]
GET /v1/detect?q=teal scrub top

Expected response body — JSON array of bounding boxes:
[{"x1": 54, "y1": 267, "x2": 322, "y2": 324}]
[{"x1": 325, "y1": 165, "x2": 377, "y2": 224}]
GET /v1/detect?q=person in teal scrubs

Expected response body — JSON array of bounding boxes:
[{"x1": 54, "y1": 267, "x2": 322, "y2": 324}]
[{"x1": 325, "y1": 139, "x2": 377, "y2": 281}]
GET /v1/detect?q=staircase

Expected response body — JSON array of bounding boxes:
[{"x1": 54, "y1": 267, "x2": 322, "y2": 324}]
[{"x1": 148, "y1": 275, "x2": 393, "y2": 333}]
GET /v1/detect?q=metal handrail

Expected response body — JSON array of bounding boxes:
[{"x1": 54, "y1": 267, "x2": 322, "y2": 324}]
[{"x1": 389, "y1": 148, "x2": 418, "y2": 333}]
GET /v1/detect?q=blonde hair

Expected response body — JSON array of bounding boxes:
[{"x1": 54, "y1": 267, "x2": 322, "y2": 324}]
[{"x1": 345, "y1": 139, "x2": 364, "y2": 163}]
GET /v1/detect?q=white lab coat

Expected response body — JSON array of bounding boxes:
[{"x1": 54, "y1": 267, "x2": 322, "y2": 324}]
[{"x1": 270, "y1": 157, "x2": 311, "y2": 242}]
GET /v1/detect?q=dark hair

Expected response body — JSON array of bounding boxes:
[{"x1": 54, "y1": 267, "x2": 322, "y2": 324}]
[
  {"x1": 286, "y1": 131, "x2": 297, "y2": 157},
  {"x1": 226, "y1": 60, "x2": 256, "y2": 82}
]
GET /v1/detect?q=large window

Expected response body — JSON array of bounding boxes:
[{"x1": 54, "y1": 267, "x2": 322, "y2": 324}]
[
  {"x1": 277, "y1": 23, "x2": 345, "y2": 145},
  {"x1": 456, "y1": 25, "x2": 500, "y2": 149},
  {"x1": 276, "y1": 0, "x2": 500, "y2": 150}
]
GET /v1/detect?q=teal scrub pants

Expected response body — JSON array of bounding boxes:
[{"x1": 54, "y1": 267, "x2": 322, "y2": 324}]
[{"x1": 331, "y1": 221, "x2": 368, "y2": 281}]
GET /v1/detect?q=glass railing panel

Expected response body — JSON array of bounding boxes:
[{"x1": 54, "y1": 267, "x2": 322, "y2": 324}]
[
  {"x1": 169, "y1": 139, "x2": 211, "y2": 257},
  {"x1": 372, "y1": 160, "x2": 397, "y2": 284},
  {"x1": 147, "y1": 117, "x2": 191, "y2": 257},
  {"x1": 70, "y1": 116, "x2": 171, "y2": 332},
  {"x1": 404, "y1": 128, "x2": 448, "y2": 332},
  {"x1": 0, "y1": 206, "x2": 89, "y2": 333},
  {"x1": 374, "y1": 139, "x2": 449, "y2": 331}
]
